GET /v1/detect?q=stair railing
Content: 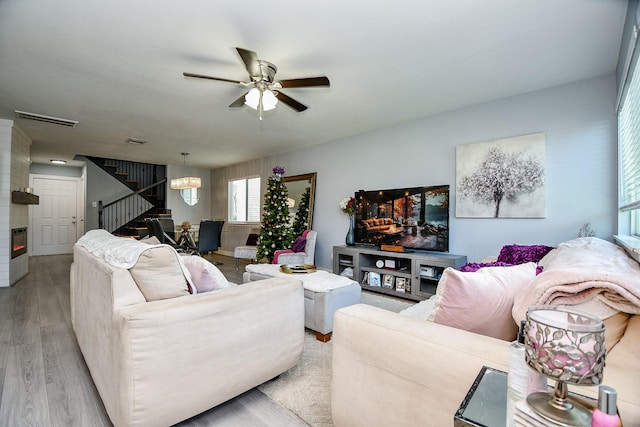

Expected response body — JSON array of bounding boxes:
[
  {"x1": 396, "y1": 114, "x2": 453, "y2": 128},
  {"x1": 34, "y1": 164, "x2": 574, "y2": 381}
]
[{"x1": 99, "y1": 179, "x2": 167, "y2": 233}]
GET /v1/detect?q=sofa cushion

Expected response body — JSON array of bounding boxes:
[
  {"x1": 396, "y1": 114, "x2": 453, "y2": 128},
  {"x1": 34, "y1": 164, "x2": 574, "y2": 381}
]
[
  {"x1": 129, "y1": 246, "x2": 190, "y2": 301},
  {"x1": 182, "y1": 255, "x2": 232, "y2": 293},
  {"x1": 603, "y1": 311, "x2": 631, "y2": 353},
  {"x1": 429, "y1": 262, "x2": 538, "y2": 341}
]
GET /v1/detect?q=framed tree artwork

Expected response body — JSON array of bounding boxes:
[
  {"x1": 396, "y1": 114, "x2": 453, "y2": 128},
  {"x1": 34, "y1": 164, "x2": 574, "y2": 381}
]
[{"x1": 456, "y1": 133, "x2": 546, "y2": 218}]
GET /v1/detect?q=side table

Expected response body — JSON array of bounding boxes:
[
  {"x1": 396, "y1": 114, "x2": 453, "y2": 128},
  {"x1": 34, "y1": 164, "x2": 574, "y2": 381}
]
[{"x1": 455, "y1": 366, "x2": 507, "y2": 427}]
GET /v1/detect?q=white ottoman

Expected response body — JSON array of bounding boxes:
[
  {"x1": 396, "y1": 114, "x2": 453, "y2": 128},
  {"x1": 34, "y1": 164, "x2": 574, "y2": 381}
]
[
  {"x1": 233, "y1": 245, "x2": 258, "y2": 270},
  {"x1": 243, "y1": 264, "x2": 361, "y2": 342}
]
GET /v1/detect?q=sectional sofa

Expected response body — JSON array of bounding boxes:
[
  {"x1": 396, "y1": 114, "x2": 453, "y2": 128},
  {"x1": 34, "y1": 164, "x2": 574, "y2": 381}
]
[{"x1": 331, "y1": 238, "x2": 640, "y2": 426}]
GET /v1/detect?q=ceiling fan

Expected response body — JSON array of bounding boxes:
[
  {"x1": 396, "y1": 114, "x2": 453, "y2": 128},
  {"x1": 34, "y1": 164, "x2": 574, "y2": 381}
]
[{"x1": 183, "y1": 47, "x2": 330, "y2": 120}]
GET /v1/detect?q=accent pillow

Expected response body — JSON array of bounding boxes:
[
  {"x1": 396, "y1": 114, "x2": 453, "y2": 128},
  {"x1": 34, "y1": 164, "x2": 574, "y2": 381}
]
[
  {"x1": 182, "y1": 255, "x2": 232, "y2": 293},
  {"x1": 460, "y1": 261, "x2": 544, "y2": 275},
  {"x1": 459, "y1": 261, "x2": 513, "y2": 272},
  {"x1": 497, "y1": 244, "x2": 553, "y2": 265},
  {"x1": 245, "y1": 233, "x2": 259, "y2": 246},
  {"x1": 129, "y1": 246, "x2": 190, "y2": 301},
  {"x1": 292, "y1": 236, "x2": 307, "y2": 253},
  {"x1": 429, "y1": 262, "x2": 538, "y2": 341}
]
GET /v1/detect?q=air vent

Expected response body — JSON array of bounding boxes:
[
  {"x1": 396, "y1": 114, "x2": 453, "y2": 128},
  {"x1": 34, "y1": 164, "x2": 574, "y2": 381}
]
[
  {"x1": 127, "y1": 138, "x2": 147, "y2": 145},
  {"x1": 14, "y1": 110, "x2": 78, "y2": 128}
]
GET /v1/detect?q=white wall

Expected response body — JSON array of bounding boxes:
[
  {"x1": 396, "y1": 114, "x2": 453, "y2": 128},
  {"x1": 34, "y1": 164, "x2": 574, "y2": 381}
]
[
  {"x1": 0, "y1": 120, "x2": 32, "y2": 286},
  {"x1": 214, "y1": 74, "x2": 617, "y2": 269}
]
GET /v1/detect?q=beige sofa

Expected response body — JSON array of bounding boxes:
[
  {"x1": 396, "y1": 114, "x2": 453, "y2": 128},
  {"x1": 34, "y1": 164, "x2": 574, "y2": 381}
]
[
  {"x1": 331, "y1": 238, "x2": 640, "y2": 426},
  {"x1": 70, "y1": 236, "x2": 304, "y2": 427}
]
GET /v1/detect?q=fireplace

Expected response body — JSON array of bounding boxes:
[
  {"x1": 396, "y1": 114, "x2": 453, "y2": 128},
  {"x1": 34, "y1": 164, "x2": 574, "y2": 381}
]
[{"x1": 11, "y1": 227, "x2": 27, "y2": 259}]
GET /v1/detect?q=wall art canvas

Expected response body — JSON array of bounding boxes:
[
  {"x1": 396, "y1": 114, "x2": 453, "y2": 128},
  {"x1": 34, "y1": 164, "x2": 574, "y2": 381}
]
[{"x1": 456, "y1": 133, "x2": 546, "y2": 218}]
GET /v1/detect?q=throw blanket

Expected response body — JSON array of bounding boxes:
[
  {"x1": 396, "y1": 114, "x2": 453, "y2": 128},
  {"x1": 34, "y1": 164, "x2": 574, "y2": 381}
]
[
  {"x1": 76, "y1": 229, "x2": 167, "y2": 268},
  {"x1": 513, "y1": 237, "x2": 640, "y2": 321},
  {"x1": 245, "y1": 264, "x2": 357, "y2": 293}
]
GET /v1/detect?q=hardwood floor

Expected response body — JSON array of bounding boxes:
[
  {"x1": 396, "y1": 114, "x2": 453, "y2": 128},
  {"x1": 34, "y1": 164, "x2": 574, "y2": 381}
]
[{"x1": 0, "y1": 253, "x2": 307, "y2": 427}]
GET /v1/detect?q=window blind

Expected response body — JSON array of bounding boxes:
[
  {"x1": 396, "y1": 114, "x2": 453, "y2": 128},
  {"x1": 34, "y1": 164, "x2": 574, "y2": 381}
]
[{"x1": 620, "y1": 31, "x2": 640, "y2": 211}]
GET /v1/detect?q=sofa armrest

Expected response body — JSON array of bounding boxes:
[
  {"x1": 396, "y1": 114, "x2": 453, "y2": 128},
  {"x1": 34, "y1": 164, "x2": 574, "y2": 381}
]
[
  {"x1": 109, "y1": 277, "x2": 305, "y2": 427},
  {"x1": 331, "y1": 304, "x2": 510, "y2": 427},
  {"x1": 275, "y1": 251, "x2": 309, "y2": 265}
]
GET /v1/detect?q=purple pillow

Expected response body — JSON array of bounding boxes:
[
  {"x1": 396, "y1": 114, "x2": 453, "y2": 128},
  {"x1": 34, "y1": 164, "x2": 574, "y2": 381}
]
[
  {"x1": 292, "y1": 236, "x2": 307, "y2": 253},
  {"x1": 459, "y1": 261, "x2": 513, "y2": 272},
  {"x1": 497, "y1": 244, "x2": 553, "y2": 265},
  {"x1": 246, "y1": 233, "x2": 259, "y2": 246},
  {"x1": 459, "y1": 261, "x2": 545, "y2": 275}
]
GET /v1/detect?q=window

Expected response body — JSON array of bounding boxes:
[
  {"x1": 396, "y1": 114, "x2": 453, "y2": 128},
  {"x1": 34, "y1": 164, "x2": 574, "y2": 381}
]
[
  {"x1": 619, "y1": 23, "x2": 640, "y2": 236},
  {"x1": 228, "y1": 177, "x2": 261, "y2": 223}
]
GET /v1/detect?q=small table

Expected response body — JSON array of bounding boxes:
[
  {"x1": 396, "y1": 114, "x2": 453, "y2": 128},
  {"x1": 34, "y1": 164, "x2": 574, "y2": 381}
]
[
  {"x1": 455, "y1": 366, "x2": 507, "y2": 427},
  {"x1": 456, "y1": 367, "x2": 602, "y2": 427}
]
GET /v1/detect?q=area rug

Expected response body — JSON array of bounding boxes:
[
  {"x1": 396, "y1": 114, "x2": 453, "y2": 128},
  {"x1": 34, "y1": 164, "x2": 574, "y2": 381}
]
[{"x1": 257, "y1": 291, "x2": 413, "y2": 426}]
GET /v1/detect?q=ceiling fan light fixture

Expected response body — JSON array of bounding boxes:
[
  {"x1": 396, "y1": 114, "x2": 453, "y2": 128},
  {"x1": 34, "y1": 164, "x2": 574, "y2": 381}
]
[
  {"x1": 262, "y1": 90, "x2": 278, "y2": 111},
  {"x1": 245, "y1": 88, "x2": 261, "y2": 109}
]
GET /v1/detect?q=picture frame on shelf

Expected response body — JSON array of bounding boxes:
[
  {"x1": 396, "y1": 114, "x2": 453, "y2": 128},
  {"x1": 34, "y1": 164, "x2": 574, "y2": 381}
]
[
  {"x1": 382, "y1": 274, "x2": 394, "y2": 289},
  {"x1": 404, "y1": 278, "x2": 411, "y2": 293},
  {"x1": 368, "y1": 272, "x2": 381, "y2": 287},
  {"x1": 396, "y1": 277, "x2": 406, "y2": 293},
  {"x1": 361, "y1": 271, "x2": 369, "y2": 285}
]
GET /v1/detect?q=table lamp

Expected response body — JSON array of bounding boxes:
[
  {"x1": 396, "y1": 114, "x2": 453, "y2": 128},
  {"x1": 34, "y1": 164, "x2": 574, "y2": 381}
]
[{"x1": 524, "y1": 305, "x2": 606, "y2": 426}]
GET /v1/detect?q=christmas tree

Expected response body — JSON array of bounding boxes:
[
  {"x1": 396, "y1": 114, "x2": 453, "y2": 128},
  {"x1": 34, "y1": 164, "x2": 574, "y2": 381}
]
[
  {"x1": 291, "y1": 186, "x2": 311, "y2": 237},
  {"x1": 257, "y1": 166, "x2": 294, "y2": 262}
]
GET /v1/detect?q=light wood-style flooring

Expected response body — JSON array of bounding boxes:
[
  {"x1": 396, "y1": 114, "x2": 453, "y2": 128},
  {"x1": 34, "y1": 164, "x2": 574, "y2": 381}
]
[{"x1": 0, "y1": 253, "x2": 307, "y2": 427}]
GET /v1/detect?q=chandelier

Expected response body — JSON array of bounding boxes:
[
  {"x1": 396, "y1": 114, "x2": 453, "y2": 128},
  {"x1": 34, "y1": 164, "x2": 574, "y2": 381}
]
[{"x1": 170, "y1": 153, "x2": 201, "y2": 190}]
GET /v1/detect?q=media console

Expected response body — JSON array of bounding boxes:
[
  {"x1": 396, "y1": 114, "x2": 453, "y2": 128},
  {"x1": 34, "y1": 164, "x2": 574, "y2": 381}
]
[{"x1": 333, "y1": 245, "x2": 467, "y2": 301}]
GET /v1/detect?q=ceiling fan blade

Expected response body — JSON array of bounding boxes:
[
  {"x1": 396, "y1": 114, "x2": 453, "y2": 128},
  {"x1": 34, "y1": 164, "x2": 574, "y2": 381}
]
[
  {"x1": 236, "y1": 47, "x2": 262, "y2": 80},
  {"x1": 275, "y1": 92, "x2": 308, "y2": 112},
  {"x1": 229, "y1": 92, "x2": 248, "y2": 108},
  {"x1": 277, "y1": 76, "x2": 330, "y2": 88},
  {"x1": 183, "y1": 72, "x2": 243, "y2": 85}
]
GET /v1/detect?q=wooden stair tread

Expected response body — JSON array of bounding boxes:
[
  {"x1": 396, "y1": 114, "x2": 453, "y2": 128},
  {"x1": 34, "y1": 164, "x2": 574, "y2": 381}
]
[{"x1": 114, "y1": 172, "x2": 128, "y2": 176}]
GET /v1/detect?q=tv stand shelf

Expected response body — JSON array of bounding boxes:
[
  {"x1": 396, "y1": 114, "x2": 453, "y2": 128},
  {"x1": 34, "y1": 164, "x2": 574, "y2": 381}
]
[{"x1": 333, "y1": 245, "x2": 467, "y2": 301}]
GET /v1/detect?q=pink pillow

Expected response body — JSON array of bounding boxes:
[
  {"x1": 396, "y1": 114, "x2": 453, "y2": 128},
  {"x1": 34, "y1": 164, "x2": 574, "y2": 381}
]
[
  {"x1": 429, "y1": 263, "x2": 537, "y2": 341},
  {"x1": 182, "y1": 255, "x2": 232, "y2": 293}
]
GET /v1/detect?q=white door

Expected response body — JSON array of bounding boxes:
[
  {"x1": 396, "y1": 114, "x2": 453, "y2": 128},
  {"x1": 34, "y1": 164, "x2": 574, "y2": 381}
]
[{"x1": 31, "y1": 176, "x2": 82, "y2": 255}]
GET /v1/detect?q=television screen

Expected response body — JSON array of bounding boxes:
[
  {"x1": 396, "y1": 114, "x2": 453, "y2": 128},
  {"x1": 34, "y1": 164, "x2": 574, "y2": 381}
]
[{"x1": 354, "y1": 184, "x2": 449, "y2": 252}]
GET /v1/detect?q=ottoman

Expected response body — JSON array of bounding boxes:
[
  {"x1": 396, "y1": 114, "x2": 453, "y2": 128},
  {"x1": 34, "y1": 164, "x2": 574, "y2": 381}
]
[{"x1": 243, "y1": 264, "x2": 361, "y2": 342}]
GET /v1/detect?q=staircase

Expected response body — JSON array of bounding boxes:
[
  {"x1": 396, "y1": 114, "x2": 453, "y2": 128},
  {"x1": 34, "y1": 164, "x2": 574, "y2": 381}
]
[{"x1": 86, "y1": 156, "x2": 171, "y2": 237}]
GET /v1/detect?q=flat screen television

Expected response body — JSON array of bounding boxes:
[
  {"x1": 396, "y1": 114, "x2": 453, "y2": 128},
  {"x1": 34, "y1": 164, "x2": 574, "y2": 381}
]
[{"x1": 354, "y1": 184, "x2": 449, "y2": 252}]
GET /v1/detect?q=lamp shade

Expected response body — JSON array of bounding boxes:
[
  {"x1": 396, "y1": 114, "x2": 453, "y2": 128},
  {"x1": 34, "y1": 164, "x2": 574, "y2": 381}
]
[
  {"x1": 244, "y1": 88, "x2": 261, "y2": 109},
  {"x1": 262, "y1": 90, "x2": 278, "y2": 111},
  {"x1": 170, "y1": 176, "x2": 202, "y2": 190},
  {"x1": 244, "y1": 88, "x2": 278, "y2": 111}
]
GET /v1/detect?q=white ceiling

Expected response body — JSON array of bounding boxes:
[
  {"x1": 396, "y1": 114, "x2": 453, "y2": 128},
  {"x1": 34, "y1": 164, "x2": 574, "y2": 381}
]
[{"x1": 0, "y1": 0, "x2": 628, "y2": 169}]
